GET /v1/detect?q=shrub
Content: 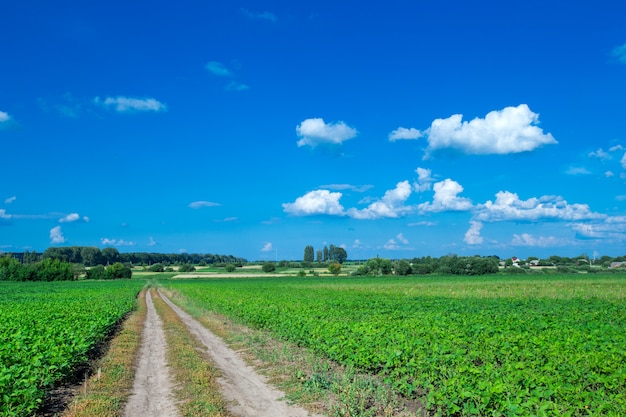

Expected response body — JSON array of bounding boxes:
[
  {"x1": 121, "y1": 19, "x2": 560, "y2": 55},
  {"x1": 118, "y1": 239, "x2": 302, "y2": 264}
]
[
  {"x1": 106, "y1": 262, "x2": 132, "y2": 279},
  {"x1": 178, "y1": 264, "x2": 196, "y2": 273},
  {"x1": 225, "y1": 264, "x2": 236, "y2": 272},
  {"x1": 86, "y1": 265, "x2": 107, "y2": 280},
  {"x1": 262, "y1": 262, "x2": 276, "y2": 273},
  {"x1": 149, "y1": 263, "x2": 165, "y2": 272},
  {"x1": 328, "y1": 262, "x2": 342, "y2": 276}
]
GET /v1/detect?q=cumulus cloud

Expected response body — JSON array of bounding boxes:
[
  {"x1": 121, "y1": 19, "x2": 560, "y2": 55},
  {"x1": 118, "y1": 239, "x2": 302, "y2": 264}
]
[
  {"x1": 0, "y1": 111, "x2": 11, "y2": 123},
  {"x1": 384, "y1": 239, "x2": 401, "y2": 250},
  {"x1": 4, "y1": 196, "x2": 16, "y2": 204},
  {"x1": 621, "y1": 153, "x2": 626, "y2": 169},
  {"x1": 611, "y1": 42, "x2": 626, "y2": 64},
  {"x1": 296, "y1": 118, "x2": 357, "y2": 147},
  {"x1": 396, "y1": 233, "x2": 409, "y2": 244},
  {"x1": 189, "y1": 201, "x2": 221, "y2": 209},
  {"x1": 261, "y1": 242, "x2": 273, "y2": 252},
  {"x1": 588, "y1": 148, "x2": 611, "y2": 160},
  {"x1": 50, "y1": 226, "x2": 65, "y2": 244},
  {"x1": 606, "y1": 171, "x2": 615, "y2": 178},
  {"x1": 414, "y1": 167, "x2": 434, "y2": 192},
  {"x1": 205, "y1": 61, "x2": 233, "y2": 77},
  {"x1": 240, "y1": 8, "x2": 278, "y2": 23},
  {"x1": 609, "y1": 145, "x2": 624, "y2": 152},
  {"x1": 348, "y1": 181, "x2": 413, "y2": 219},
  {"x1": 95, "y1": 96, "x2": 167, "y2": 113},
  {"x1": 282, "y1": 190, "x2": 345, "y2": 216},
  {"x1": 388, "y1": 127, "x2": 422, "y2": 141},
  {"x1": 425, "y1": 104, "x2": 556, "y2": 155},
  {"x1": 474, "y1": 191, "x2": 604, "y2": 222},
  {"x1": 464, "y1": 221, "x2": 484, "y2": 245},
  {"x1": 418, "y1": 179, "x2": 472, "y2": 213},
  {"x1": 101, "y1": 238, "x2": 135, "y2": 246},
  {"x1": 0, "y1": 209, "x2": 11, "y2": 219}
]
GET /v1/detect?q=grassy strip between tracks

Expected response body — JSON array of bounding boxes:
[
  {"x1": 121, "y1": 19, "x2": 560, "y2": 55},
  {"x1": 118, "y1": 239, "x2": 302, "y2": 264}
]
[
  {"x1": 151, "y1": 289, "x2": 232, "y2": 417},
  {"x1": 63, "y1": 290, "x2": 146, "y2": 417},
  {"x1": 161, "y1": 288, "x2": 419, "y2": 417}
]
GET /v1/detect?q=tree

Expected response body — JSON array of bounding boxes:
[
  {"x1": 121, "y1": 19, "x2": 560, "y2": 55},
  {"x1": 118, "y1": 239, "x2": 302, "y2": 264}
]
[
  {"x1": 328, "y1": 262, "x2": 342, "y2": 275},
  {"x1": 304, "y1": 245, "x2": 315, "y2": 263},
  {"x1": 394, "y1": 260, "x2": 412, "y2": 275},
  {"x1": 323, "y1": 246, "x2": 329, "y2": 262},
  {"x1": 262, "y1": 262, "x2": 276, "y2": 273},
  {"x1": 102, "y1": 247, "x2": 120, "y2": 265},
  {"x1": 106, "y1": 262, "x2": 132, "y2": 279},
  {"x1": 81, "y1": 246, "x2": 103, "y2": 266},
  {"x1": 316, "y1": 250, "x2": 322, "y2": 263}
]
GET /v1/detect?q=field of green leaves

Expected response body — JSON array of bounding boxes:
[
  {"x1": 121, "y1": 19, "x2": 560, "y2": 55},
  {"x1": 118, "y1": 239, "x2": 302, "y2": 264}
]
[
  {"x1": 0, "y1": 280, "x2": 143, "y2": 416},
  {"x1": 164, "y1": 274, "x2": 626, "y2": 416}
]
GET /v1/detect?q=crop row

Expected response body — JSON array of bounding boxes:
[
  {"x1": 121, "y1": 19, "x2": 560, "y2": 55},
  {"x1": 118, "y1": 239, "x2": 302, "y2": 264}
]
[
  {"x1": 0, "y1": 280, "x2": 143, "y2": 416},
  {"x1": 164, "y1": 275, "x2": 626, "y2": 416}
]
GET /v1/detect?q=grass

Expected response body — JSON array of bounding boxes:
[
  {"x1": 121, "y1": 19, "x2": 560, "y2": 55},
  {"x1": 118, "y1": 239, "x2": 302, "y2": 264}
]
[
  {"x1": 151, "y1": 288, "x2": 232, "y2": 417},
  {"x1": 62, "y1": 290, "x2": 147, "y2": 417}
]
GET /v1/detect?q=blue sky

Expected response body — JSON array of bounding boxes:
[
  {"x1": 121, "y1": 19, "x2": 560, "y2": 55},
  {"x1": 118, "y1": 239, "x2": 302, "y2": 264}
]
[{"x1": 1, "y1": 0, "x2": 626, "y2": 261}]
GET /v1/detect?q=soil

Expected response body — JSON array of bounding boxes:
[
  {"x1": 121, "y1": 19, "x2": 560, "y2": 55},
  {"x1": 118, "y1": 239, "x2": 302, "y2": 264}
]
[
  {"x1": 124, "y1": 290, "x2": 179, "y2": 417},
  {"x1": 158, "y1": 289, "x2": 322, "y2": 417}
]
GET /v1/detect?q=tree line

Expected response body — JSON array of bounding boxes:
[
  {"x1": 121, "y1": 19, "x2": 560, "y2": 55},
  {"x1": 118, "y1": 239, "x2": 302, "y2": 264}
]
[
  {"x1": 6, "y1": 246, "x2": 246, "y2": 267},
  {"x1": 303, "y1": 244, "x2": 348, "y2": 264},
  {"x1": 0, "y1": 256, "x2": 131, "y2": 281}
]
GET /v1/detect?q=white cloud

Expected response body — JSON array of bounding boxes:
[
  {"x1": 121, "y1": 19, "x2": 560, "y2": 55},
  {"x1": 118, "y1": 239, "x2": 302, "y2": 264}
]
[
  {"x1": 352, "y1": 239, "x2": 363, "y2": 248},
  {"x1": 0, "y1": 209, "x2": 11, "y2": 219},
  {"x1": 189, "y1": 201, "x2": 221, "y2": 209},
  {"x1": 0, "y1": 111, "x2": 11, "y2": 123},
  {"x1": 414, "y1": 167, "x2": 434, "y2": 192},
  {"x1": 605, "y1": 171, "x2": 615, "y2": 177},
  {"x1": 425, "y1": 104, "x2": 557, "y2": 155},
  {"x1": 464, "y1": 221, "x2": 484, "y2": 245},
  {"x1": 148, "y1": 236, "x2": 157, "y2": 246},
  {"x1": 261, "y1": 242, "x2": 273, "y2": 252},
  {"x1": 611, "y1": 42, "x2": 626, "y2": 64},
  {"x1": 418, "y1": 179, "x2": 472, "y2": 213},
  {"x1": 408, "y1": 221, "x2": 437, "y2": 227},
  {"x1": 396, "y1": 233, "x2": 409, "y2": 244},
  {"x1": 388, "y1": 127, "x2": 422, "y2": 141},
  {"x1": 96, "y1": 96, "x2": 167, "y2": 113},
  {"x1": 205, "y1": 61, "x2": 233, "y2": 77},
  {"x1": 225, "y1": 81, "x2": 250, "y2": 92},
  {"x1": 296, "y1": 118, "x2": 357, "y2": 147},
  {"x1": 474, "y1": 191, "x2": 604, "y2": 222},
  {"x1": 348, "y1": 181, "x2": 413, "y2": 219},
  {"x1": 566, "y1": 166, "x2": 591, "y2": 175},
  {"x1": 384, "y1": 239, "x2": 401, "y2": 250},
  {"x1": 621, "y1": 153, "x2": 626, "y2": 169},
  {"x1": 240, "y1": 8, "x2": 278, "y2": 23},
  {"x1": 59, "y1": 213, "x2": 80, "y2": 223},
  {"x1": 511, "y1": 233, "x2": 565, "y2": 247},
  {"x1": 101, "y1": 238, "x2": 135, "y2": 246},
  {"x1": 282, "y1": 190, "x2": 345, "y2": 216},
  {"x1": 50, "y1": 226, "x2": 65, "y2": 244},
  {"x1": 589, "y1": 148, "x2": 611, "y2": 160},
  {"x1": 609, "y1": 145, "x2": 624, "y2": 152},
  {"x1": 4, "y1": 196, "x2": 16, "y2": 204}
]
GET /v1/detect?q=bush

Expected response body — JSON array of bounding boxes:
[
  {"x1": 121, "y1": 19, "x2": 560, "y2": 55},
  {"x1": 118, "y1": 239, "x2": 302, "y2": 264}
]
[
  {"x1": 394, "y1": 260, "x2": 412, "y2": 276},
  {"x1": 85, "y1": 265, "x2": 107, "y2": 280},
  {"x1": 225, "y1": 264, "x2": 236, "y2": 272},
  {"x1": 262, "y1": 262, "x2": 276, "y2": 273},
  {"x1": 106, "y1": 262, "x2": 132, "y2": 279},
  {"x1": 178, "y1": 264, "x2": 196, "y2": 272},
  {"x1": 149, "y1": 263, "x2": 165, "y2": 272},
  {"x1": 328, "y1": 262, "x2": 342, "y2": 276}
]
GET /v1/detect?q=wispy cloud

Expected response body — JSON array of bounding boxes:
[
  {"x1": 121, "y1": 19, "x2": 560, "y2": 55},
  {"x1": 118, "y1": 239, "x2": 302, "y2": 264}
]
[
  {"x1": 0, "y1": 209, "x2": 11, "y2": 220},
  {"x1": 511, "y1": 233, "x2": 567, "y2": 247},
  {"x1": 565, "y1": 166, "x2": 591, "y2": 176},
  {"x1": 296, "y1": 118, "x2": 358, "y2": 147},
  {"x1": 50, "y1": 226, "x2": 65, "y2": 244},
  {"x1": 148, "y1": 236, "x2": 157, "y2": 246},
  {"x1": 240, "y1": 8, "x2": 278, "y2": 23},
  {"x1": 588, "y1": 148, "x2": 611, "y2": 160},
  {"x1": 95, "y1": 96, "x2": 167, "y2": 113},
  {"x1": 261, "y1": 242, "x2": 273, "y2": 252},
  {"x1": 205, "y1": 61, "x2": 233, "y2": 77},
  {"x1": 59, "y1": 213, "x2": 89, "y2": 223},
  {"x1": 611, "y1": 42, "x2": 626, "y2": 64},
  {"x1": 225, "y1": 81, "x2": 250, "y2": 92},
  {"x1": 318, "y1": 184, "x2": 373, "y2": 192},
  {"x1": 189, "y1": 201, "x2": 221, "y2": 209},
  {"x1": 101, "y1": 238, "x2": 135, "y2": 246},
  {"x1": 388, "y1": 127, "x2": 422, "y2": 141},
  {"x1": 0, "y1": 111, "x2": 12, "y2": 124},
  {"x1": 4, "y1": 196, "x2": 16, "y2": 204},
  {"x1": 424, "y1": 104, "x2": 556, "y2": 156}
]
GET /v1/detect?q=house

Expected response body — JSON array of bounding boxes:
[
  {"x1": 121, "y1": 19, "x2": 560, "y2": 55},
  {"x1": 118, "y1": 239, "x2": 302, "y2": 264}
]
[{"x1": 609, "y1": 262, "x2": 626, "y2": 269}]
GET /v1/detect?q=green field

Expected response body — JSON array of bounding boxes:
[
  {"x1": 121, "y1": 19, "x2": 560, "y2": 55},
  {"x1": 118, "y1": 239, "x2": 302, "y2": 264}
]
[
  {"x1": 0, "y1": 280, "x2": 144, "y2": 416},
  {"x1": 163, "y1": 274, "x2": 626, "y2": 416}
]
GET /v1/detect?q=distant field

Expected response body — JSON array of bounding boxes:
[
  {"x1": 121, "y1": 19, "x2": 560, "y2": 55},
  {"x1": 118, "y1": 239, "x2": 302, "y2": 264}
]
[{"x1": 163, "y1": 274, "x2": 626, "y2": 416}]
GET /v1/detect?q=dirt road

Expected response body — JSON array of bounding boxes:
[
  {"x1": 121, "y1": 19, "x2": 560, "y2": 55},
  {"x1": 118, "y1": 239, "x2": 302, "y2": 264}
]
[
  {"x1": 124, "y1": 290, "x2": 179, "y2": 417},
  {"x1": 123, "y1": 288, "x2": 321, "y2": 417},
  {"x1": 159, "y1": 290, "x2": 321, "y2": 417}
]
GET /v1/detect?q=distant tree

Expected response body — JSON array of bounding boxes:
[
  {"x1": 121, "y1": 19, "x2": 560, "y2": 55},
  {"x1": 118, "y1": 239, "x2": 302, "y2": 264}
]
[
  {"x1": 81, "y1": 247, "x2": 103, "y2": 266},
  {"x1": 149, "y1": 263, "x2": 165, "y2": 272},
  {"x1": 323, "y1": 246, "x2": 329, "y2": 262},
  {"x1": 106, "y1": 262, "x2": 132, "y2": 279},
  {"x1": 316, "y1": 250, "x2": 322, "y2": 263},
  {"x1": 178, "y1": 264, "x2": 196, "y2": 272},
  {"x1": 102, "y1": 247, "x2": 120, "y2": 265},
  {"x1": 331, "y1": 246, "x2": 348, "y2": 263},
  {"x1": 394, "y1": 260, "x2": 412, "y2": 276},
  {"x1": 86, "y1": 265, "x2": 107, "y2": 280},
  {"x1": 304, "y1": 245, "x2": 315, "y2": 263},
  {"x1": 328, "y1": 262, "x2": 342, "y2": 276},
  {"x1": 262, "y1": 262, "x2": 276, "y2": 273}
]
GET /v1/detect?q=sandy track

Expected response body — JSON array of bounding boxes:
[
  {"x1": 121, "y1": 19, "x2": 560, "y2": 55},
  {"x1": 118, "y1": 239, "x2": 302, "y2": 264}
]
[
  {"x1": 159, "y1": 289, "x2": 322, "y2": 417},
  {"x1": 124, "y1": 290, "x2": 179, "y2": 417}
]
